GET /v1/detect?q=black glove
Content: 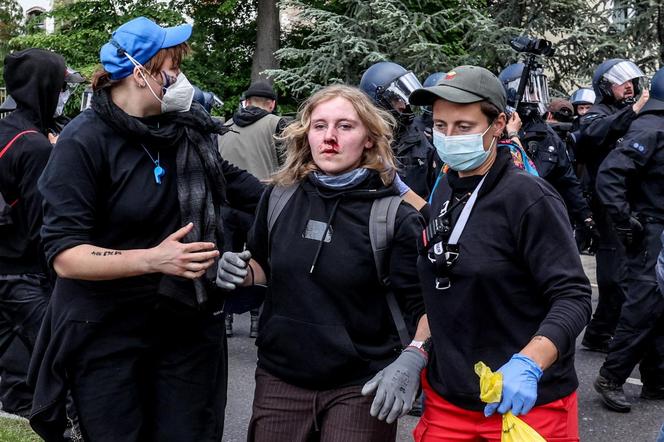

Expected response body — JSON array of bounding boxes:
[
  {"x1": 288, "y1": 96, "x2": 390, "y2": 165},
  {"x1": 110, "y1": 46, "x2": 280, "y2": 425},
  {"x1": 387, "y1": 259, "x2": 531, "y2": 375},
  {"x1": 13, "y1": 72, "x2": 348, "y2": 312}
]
[
  {"x1": 615, "y1": 216, "x2": 644, "y2": 251},
  {"x1": 576, "y1": 217, "x2": 599, "y2": 255}
]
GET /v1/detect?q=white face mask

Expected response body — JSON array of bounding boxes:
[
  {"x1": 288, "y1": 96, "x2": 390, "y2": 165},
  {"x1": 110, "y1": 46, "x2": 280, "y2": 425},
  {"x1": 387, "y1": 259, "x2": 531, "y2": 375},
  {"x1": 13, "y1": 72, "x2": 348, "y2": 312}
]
[
  {"x1": 142, "y1": 71, "x2": 195, "y2": 113},
  {"x1": 126, "y1": 52, "x2": 194, "y2": 113},
  {"x1": 54, "y1": 89, "x2": 71, "y2": 117}
]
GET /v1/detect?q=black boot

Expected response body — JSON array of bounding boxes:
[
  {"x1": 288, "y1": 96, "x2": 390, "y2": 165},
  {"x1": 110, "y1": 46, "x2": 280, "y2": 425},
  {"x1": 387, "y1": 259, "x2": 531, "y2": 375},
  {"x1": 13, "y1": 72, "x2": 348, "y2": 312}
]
[
  {"x1": 581, "y1": 334, "x2": 611, "y2": 353},
  {"x1": 640, "y1": 385, "x2": 664, "y2": 400},
  {"x1": 594, "y1": 375, "x2": 631, "y2": 412},
  {"x1": 225, "y1": 314, "x2": 233, "y2": 337},
  {"x1": 249, "y1": 311, "x2": 259, "y2": 339}
]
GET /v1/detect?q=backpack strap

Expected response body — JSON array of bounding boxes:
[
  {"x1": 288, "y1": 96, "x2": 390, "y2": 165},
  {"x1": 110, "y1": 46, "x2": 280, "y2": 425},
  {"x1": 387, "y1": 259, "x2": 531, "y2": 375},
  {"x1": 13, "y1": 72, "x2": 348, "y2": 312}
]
[
  {"x1": 0, "y1": 130, "x2": 39, "y2": 159},
  {"x1": 267, "y1": 183, "x2": 299, "y2": 241},
  {"x1": 0, "y1": 130, "x2": 39, "y2": 209},
  {"x1": 369, "y1": 195, "x2": 410, "y2": 347}
]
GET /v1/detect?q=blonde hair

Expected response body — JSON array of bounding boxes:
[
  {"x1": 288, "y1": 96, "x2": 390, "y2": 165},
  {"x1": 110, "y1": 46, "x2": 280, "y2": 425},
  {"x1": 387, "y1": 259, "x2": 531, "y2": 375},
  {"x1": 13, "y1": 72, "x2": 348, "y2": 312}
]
[{"x1": 272, "y1": 85, "x2": 398, "y2": 186}]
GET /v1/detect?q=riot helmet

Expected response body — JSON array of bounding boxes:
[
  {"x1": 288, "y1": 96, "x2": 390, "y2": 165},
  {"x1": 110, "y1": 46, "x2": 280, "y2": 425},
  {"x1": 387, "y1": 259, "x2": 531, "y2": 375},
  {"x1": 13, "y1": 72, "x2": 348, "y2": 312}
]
[
  {"x1": 423, "y1": 72, "x2": 446, "y2": 88},
  {"x1": 640, "y1": 66, "x2": 664, "y2": 113},
  {"x1": 569, "y1": 87, "x2": 596, "y2": 116},
  {"x1": 420, "y1": 72, "x2": 446, "y2": 120},
  {"x1": 498, "y1": 62, "x2": 550, "y2": 118},
  {"x1": 192, "y1": 86, "x2": 223, "y2": 114},
  {"x1": 359, "y1": 61, "x2": 422, "y2": 127},
  {"x1": 592, "y1": 59, "x2": 645, "y2": 104}
]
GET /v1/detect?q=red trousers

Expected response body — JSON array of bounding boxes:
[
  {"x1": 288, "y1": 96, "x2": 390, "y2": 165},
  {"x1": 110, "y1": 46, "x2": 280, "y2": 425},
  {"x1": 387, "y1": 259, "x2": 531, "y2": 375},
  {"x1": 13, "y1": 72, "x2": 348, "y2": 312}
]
[{"x1": 414, "y1": 372, "x2": 579, "y2": 441}]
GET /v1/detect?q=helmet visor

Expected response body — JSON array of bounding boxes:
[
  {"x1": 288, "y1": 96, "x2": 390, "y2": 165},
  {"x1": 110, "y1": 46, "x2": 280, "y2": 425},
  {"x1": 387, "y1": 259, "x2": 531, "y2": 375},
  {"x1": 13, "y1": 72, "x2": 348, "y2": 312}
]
[
  {"x1": 603, "y1": 61, "x2": 645, "y2": 85},
  {"x1": 571, "y1": 89, "x2": 596, "y2": 105},
  {"x1": 508, "y1": 70, "x2": 550, "y2": 114},
  {"x1": 384, "y1": 71, "x2": 423, "y2": 107}
]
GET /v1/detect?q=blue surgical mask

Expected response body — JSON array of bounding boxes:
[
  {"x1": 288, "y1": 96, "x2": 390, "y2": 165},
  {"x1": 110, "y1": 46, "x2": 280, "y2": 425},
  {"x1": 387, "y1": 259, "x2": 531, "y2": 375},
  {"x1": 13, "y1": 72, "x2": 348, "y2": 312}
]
[{"x1": 432, "y1": 124, "x2": 495, "y2": 171}]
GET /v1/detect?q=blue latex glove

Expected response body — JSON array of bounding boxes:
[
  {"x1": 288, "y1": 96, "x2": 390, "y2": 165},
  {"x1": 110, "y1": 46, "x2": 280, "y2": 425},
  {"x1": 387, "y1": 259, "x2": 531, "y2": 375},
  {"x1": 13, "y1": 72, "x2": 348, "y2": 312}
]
[{"x1": 484, "y1": 353, "x2": 543, "y2": 417}]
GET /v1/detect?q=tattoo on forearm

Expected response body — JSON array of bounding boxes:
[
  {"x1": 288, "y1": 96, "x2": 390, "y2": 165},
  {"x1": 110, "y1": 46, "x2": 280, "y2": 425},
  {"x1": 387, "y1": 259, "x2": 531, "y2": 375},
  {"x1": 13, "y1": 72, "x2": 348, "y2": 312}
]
[{"x1": 91, "y1": 250, "x2": 122, "y2": 257}]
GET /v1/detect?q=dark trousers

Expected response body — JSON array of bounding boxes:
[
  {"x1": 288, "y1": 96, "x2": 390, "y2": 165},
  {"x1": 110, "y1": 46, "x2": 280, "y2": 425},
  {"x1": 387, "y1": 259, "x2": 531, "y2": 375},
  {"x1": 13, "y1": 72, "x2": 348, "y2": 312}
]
[
  {"x1": 584, "y1": 200, "x2": 627, "y2": 344},
  {"x1": 600, "y1": 223, "x2": 664, "y2": 387},
  {"x1": 0, "y1": 273, "x2": 50, "y2": 414},
  {"x1": 248, "y1": 367, "x2": 396, "y2": 442},
  {"x1": 69, "y1": 300, "x2": 228, "y2": 442}
]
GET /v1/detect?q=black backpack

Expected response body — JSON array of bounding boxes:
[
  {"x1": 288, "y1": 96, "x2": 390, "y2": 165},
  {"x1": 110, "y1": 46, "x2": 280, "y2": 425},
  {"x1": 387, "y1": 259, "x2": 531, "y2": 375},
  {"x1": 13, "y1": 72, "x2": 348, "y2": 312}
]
[{"x1": 267, "y1": 184, "x2": 411, "y2": 347}]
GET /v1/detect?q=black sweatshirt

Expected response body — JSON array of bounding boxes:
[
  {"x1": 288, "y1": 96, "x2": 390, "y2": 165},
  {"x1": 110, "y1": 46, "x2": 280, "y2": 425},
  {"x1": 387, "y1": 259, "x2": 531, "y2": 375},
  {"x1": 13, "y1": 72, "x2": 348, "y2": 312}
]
[
  {"x1": 248, "y1": 173, "x2": 425, "y2": 390},
  {"x1": 419, "y1": 148, "x2": 591, "y2": 411},
  {"x1": 578, "y1": 101, "x2": 638, "y2": 181},
  {"x1": 0, "y1": 49, "x2": 65, "y2": 274},
  {"x1": 597, "y1": 111, "x2": 664, "y2": 223},
  {"x1": 38, "y1": 108, "x2": 264, "y2": 307}
]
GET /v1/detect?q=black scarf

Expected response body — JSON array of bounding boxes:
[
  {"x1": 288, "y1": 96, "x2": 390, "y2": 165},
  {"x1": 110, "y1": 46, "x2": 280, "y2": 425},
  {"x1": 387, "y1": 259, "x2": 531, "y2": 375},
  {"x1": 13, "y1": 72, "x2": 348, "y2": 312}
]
[{"x1": 92, "y1": 88, "x2": 228, "y2": 306}]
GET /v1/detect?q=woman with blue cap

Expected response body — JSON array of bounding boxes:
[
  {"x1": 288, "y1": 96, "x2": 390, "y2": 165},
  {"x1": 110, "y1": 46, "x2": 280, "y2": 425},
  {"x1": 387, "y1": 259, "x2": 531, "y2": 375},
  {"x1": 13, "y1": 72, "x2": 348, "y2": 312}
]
[{"x1": 29, "y1": 16, "x2": 264, "y2": 441}]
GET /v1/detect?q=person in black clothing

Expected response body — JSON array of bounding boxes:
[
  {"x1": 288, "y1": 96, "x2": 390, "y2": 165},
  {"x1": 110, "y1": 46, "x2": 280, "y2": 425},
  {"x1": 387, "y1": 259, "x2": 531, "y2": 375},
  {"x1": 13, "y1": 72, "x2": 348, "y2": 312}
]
[
  {"x1": 578, "y1": 58, "x2": 650, "y2": 353},
  {"x1": 593, "y1": 67, "x2": 664, "y2": 412},
  {"x1": 217, "y1": 85, "x2": 428, "y2": 441},
  {"x1": 359, "y1": 61, "x2": 437, "y2": 199},
  {"x1": 0, "y1": 48, "x2": 65, "y2": 418},
  {"x1": 218, "y1": 79, "x2": 289, "y2": 339},
  {"x1": 545, "y1": 98, "x2": 575, "y2": 157},
  {"x1": 408, "y1": 65, "x2": 591, "y2": 441},
  {"x1": 498, "y1": 64, "x2": 595, "y2": 237},
  {"x1": 28, "y1": 17, "x2": 264, "y2": 442},
  {"x1": 412, "y1": 71, "x2": 446, "y2": 140}
]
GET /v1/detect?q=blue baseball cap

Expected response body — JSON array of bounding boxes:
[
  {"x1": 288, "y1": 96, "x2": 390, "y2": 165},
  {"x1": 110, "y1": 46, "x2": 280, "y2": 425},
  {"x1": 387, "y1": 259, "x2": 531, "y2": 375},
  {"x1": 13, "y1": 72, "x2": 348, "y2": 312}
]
[{"x1": 100, "y1": 17, "x2": 192, "y2": 80}]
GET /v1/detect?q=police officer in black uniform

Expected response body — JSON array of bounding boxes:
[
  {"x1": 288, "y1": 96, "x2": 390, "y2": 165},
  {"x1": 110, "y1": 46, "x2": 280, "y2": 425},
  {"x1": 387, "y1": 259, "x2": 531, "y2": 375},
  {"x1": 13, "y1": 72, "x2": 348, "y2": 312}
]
[
  {"x1": 578, "y1": 59, "x2": 649, "y2": 352},
  {"x1": 360, "y1": 61, "x2": 437, "y2": 199},
  {"x1": 413, "y1": 71, "x2": 445, "y2": 139},
  {"x1": 498, "y1": 63, "x2": 594, "y2": 231},
  {"x1": 593, "y1": 66, "x2": 664, "y2": 412}
]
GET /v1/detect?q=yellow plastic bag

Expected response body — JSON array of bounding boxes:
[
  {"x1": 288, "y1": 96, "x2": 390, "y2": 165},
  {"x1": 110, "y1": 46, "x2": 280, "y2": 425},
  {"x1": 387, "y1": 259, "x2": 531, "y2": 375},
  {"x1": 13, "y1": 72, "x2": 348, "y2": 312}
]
[{"x1": 474, "y1": 362, "x2": 546, "y2": 442}]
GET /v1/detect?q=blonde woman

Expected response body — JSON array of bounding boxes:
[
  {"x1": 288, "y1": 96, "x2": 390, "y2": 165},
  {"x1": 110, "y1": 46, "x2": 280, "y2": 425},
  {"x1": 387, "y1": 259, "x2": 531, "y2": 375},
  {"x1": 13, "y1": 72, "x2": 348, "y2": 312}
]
[{"x1": 217, "y1": 85, "x2": 429, "y2": 441}]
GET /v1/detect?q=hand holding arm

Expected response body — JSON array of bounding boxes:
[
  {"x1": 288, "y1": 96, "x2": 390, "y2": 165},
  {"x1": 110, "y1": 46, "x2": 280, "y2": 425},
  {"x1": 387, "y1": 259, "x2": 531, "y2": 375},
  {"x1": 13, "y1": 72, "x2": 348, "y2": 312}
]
[{"x1": 53, "y1": 223, "x2": 219, "y2": 280}]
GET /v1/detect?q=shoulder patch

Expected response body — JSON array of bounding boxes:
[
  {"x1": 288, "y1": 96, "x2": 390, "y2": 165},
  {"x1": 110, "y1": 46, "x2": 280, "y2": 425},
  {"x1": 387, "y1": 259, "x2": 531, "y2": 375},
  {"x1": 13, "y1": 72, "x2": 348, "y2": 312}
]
[{"x1": 629, "y1": 141, "x2": 647, "y2": 154}]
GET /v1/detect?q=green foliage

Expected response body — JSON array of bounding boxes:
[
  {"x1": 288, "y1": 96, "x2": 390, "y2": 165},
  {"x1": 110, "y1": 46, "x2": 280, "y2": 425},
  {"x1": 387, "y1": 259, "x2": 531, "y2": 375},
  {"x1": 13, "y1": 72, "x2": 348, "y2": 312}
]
[
  {"x1": 173, "y1": 0, "x2": 258, "y2": 118},
  {"x1": 4, "y1": 0, "x2": 260, "y2": 119},
  {"x1": 454, "y1": 0, "x2": 663, "y2": 95},
  {"x1": 9, "y1": 0, "x2": 184, "y2": 74},
  {"x1": 0, "y1": 416, "x2": 41, "y2": 442},
  {"x1": 269, "y1": 0, "x2": 466, "y2": 98},
  {"x1": 0, "y1": 0, "x2": 24, "y2": 81}
]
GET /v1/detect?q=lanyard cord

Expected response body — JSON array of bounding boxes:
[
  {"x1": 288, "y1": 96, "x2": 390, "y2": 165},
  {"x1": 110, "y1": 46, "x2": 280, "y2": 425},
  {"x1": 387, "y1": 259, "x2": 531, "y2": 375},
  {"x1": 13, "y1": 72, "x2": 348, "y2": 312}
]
[{"x1": 141, "y1": 144, "x2": 160, "y2": 165}]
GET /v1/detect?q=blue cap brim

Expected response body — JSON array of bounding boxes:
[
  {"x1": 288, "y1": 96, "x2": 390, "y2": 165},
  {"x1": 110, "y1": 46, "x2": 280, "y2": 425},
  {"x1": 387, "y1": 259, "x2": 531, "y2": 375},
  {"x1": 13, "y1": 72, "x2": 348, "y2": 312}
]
[{"x1": 163, "y1": 23, "x2": 192, "y2": 48}]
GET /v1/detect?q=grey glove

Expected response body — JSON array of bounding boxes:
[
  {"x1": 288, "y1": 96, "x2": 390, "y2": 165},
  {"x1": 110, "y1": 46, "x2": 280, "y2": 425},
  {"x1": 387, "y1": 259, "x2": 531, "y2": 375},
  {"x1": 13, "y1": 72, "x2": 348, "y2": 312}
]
[
  {"x1": 361, "y1": 347, "x2": 427, "y2": 424},
  {"x1": 215, "y1": 250, "x2": 251, "y2": 290}
]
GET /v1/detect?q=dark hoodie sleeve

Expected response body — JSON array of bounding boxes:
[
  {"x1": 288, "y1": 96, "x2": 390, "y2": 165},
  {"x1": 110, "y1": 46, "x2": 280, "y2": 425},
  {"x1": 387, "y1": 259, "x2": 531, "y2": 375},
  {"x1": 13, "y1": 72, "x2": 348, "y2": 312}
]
[
  {"x1": 517, "y1": 193, "x2": 592, "y2": 358},
  {"x1": 389, "y1": 204, "x2": 426, "y2": 327},
  {"x1": 221, "y1": 159, "x2": 266, "y2": 214},
  {"x1": 14, "y1": 133, "x2": 52, "y2": 246},
  {"x1": 596, "y1": 126, "x2": 657, "y2": 222},
  {"x1": 247, "y1": 185, "x2": 272, "y2": 279},
  {"x1": 580, "y1": 104, "x2": 637, "y2": 154},
  {"x1": 38, "y1": 137, "x2": 101, "y2": 266}
]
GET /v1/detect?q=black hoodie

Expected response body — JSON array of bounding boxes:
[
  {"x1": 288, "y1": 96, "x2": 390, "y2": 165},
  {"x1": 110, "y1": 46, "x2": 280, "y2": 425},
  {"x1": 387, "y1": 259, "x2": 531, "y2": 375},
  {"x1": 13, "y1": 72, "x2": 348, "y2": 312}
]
[
  {"x1": 419, "y1": 148, "x2": 591, "y2": 411},
  {"x1": 0, "y1": 48, "x2": 65, "y2": 274},
  {"x1": 248, "y1": 171, "x2": 425, "y2": 390}
]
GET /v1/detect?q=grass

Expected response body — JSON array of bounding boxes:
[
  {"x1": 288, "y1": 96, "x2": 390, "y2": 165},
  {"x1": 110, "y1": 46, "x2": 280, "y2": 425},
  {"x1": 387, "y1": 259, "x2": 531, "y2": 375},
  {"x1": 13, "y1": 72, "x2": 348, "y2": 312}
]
[{"x1": 0, "y1": 416, "x2": 41, "y2": 442}]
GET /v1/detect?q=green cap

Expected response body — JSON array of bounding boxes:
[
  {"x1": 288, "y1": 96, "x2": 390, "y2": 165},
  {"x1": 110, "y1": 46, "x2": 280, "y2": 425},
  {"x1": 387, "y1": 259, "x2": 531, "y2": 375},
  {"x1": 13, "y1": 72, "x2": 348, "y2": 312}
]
[{"x1": 409, "y1": 65, "x2": 506, "y2": 111}]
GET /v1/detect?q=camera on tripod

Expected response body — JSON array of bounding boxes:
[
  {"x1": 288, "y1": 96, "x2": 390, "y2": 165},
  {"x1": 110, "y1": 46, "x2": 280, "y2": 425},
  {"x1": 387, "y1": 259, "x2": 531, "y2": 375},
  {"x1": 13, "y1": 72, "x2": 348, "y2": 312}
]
[{"x1": 509, "y1": 36, "x2": 555, "y2": 58}]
